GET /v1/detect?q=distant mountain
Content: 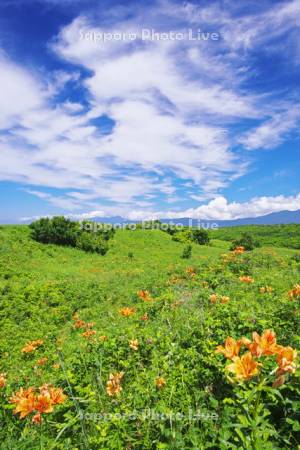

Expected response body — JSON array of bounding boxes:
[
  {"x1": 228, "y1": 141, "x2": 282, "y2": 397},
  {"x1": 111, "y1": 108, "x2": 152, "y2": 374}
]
[
  {"x1": 92, "y1": 210, "x2": 300, "y2": 227},
  {"x1": 12, "y1": 209, "x2": 300, "y2": 226},
  {"x1": 160, "y1": 209, "x2": 300, "y2": 227}
]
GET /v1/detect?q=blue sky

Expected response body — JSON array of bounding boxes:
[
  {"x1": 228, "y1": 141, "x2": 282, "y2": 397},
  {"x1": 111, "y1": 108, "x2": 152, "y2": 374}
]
[{"x1": 0, "y1": 0, "x2": 300, "y2": 223}]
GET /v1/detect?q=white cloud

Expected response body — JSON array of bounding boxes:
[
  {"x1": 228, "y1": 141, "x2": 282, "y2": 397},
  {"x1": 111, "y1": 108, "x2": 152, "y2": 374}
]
[
  {"x1": 0, "y1": 53, "x2": 44, "y2": 129},
  {"x1": 240, "y1": 107, "x2": 300, "y2": 150},
  {"x1": 177, "y1": 194, "x2": 300, "y2": 220}
]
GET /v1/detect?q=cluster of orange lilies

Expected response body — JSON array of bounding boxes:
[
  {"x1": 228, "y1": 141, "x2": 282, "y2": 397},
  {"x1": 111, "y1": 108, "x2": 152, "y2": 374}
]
[
  {"x1": 10, "y1": 384, "x2": 66, "y2": 424},
  {"x1": 216, "y1": 330, "x2": 297, "y2": 386},
  {"x1": 137, "y1": 290, "x2": 153, "y2": 301},
  {"x1": 186, "y1": 267, "x2": 196, "y2": 277},
  {"x1": 210, "y1": 294, "x2": 230, "y2": 304},
  {"x1": 21, "y1": 339, "x2": 44, "y2": 354},
  {"x1": 232, "y1": 246, "x2": 245, "y2": 255},
  {"x1": 72, "y1": 314, "x2": 97, "y2": 340},
  {"x1": 239, "y1": 276, "x2": 254, "y2": 284},
  {"x1": 259, "y1": 286, "x2": 274, "y2": 294},
  {"x1": 119, "y1": 289, "x2": 156, "y2": 318}
]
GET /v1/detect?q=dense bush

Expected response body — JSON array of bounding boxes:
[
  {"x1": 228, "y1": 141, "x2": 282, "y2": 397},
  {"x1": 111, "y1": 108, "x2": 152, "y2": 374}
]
[
  {"x1": 29, "y1": 217, "x2": 114, "y2": 254},
  {"x1": 29, "y1": 216, "x2": 78, "y2": 246},
  {"x1": 170, "y1": 227, "x2": 210, "y2": 246},
  {"x1": 291, "y1": 253, "x2": 300, "y2": 263},
  {"x1": 181, "y1": 244, "x2": 192, "y2": 259},
  {"x1": 75, "y1": 231, "x2": 109, "y2": 254},
  {"x1": 230, "y1": 232, "x2": 259, "y2": 251},
  {"x1": 189, "y1": 228, "x2": 210, "y2": 245}
]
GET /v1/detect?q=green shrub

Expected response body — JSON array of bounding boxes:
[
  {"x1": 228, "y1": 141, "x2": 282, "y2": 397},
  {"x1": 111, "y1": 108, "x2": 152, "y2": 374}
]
[
  {"x1": 171, "y1": 227, "x2": 210, "y2": 245},
  {"x1": 181, "y1": 244, "x2": 192, "y2": 259},
  {"x1": 76, "y1": 232, "x2": 108, "y2": 254},
  {"x1": 291, "y1": 254, "x2": 300, "y2": 263},
  {"x1": 171, "y1": 229, "x2": 190, "y2": 243},
  {"x1": 189, "y1": 228, "x2": 210, "y2": 245},
  {"x1": 230, "y1": 232, "x2": 259, "y2": 251},
  {"x1": 29, "y1": 217, "x2": 113, "y2": 254},
  {"x1": 29, "y1": 216, "x2": 78, "y2": 246}
]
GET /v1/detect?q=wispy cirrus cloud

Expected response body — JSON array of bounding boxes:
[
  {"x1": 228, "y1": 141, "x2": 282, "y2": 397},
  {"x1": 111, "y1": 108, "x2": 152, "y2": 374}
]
[{"x1": 240, "y1": 106, "x2": 300, "y2": 150}]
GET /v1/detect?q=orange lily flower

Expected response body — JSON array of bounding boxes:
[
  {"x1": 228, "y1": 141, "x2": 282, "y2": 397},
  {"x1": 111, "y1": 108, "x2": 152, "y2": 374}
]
[
  {"x1": 276, "y1": 346, "x2": 297, "y2": 375},
  {"x1": 48, "y1": 387, "x2": 66, "y2": 405},
  {"x1": 11, "y1": 388, "x2": 36, "y2": 419},
  {"x1": 129, "y1": 339, "x2": 139, "y2": 351},
  {"x1": 10, "y1": 387, "x2": 35, "y2": 404},
  {"x1": 119, "y1": 307, "x2": 136, "y2": 317},
  {"x1": 226, "y1": 352, "x2": 260, "y2": 381},
  {"x1": 36, "y1": 357, "x2": 48, "y2": 366},
  {"x1": 288, "y1": 284, "x2": 300, "y2": 299},
  {"x1": 73, "y1": 319, "x2": 86, "y2": 329},
  {"x1": 0, "y1": 373, "x2": 6, "y2": 388},
  {"x1": 239, "y1": 276, "x2": 254, "y2": 283},
  {"x1": 32, "y1": 413, "x2": 42, "y2": 424},
  {"x1": 210, "y1": 294, "x2": 218, "y2": 304},
  {"x1": 137, "y1": 290, "x2": 152, "y2": 301},
  {"x1": 35, "y1": 393, "x2": 54, "y2": 414},
  {"x1": 106, "y1": 372, "x2": 124, "y2": 396},
  {"x1": 250, "y1": 330, "x2": 279, "y2": 356},
  {"x1": 21, "y1": 339, "x2": 44, "y2": 354},
  {"x1": 155, "y1": 377, "x2": 166, "y2": 389},
  {"x1": 233, "y1": 246, "x2": 245, "y2": 254},
  {"x1": 216, "y1": 337, "x2": 242, "y2": 359},
  {"x1": 82, "y1": 329, "x2": 97, "y2": 339}
]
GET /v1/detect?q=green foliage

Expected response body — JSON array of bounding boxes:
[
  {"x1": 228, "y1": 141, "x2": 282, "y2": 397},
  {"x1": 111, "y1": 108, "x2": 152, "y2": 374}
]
[
  {"x1": 171, "y1": 228, "x2": 190, "y2": 243},
  {"x1": 181, "y1": 244, "x2": 192, "y2": 259},
  {"x1": 291, "y1": 253, "x2": 300, "y2": 263},
  {"x1": 230, "y1": 232, "x2": 260, "y2": 251},
  {"x1": 189, "y1": 228, "x2": 210, "y2": 245},
  {"x1": 29, "y1": 217, "x2": 114, "y2": 254},
  {"x1": 0, "y1": 225, "x2": 299, "y2": 449},
  {"x1": 29, "y1": 216, "x2": 79, "y2": 246},
  {"x1": 170, "y1": 227, "x2": 210, "y2": 246},
  {"x1": 75, "y1": 232, "x2": 108, "y2": 254}
]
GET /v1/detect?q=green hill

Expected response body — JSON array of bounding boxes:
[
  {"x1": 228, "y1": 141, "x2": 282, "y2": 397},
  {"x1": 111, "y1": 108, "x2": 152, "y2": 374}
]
[{"x1": 0, "y1": 225, "x2": 299, "y2": 449}]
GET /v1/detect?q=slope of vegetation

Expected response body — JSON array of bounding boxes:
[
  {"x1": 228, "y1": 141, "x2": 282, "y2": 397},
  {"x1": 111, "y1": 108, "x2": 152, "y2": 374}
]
[
  {"x1": 0, "y1": 225, "x2": 299, "y2": 449},
  {"x1": 211, "y1": 224, "x2": 300, "y2": 249}
]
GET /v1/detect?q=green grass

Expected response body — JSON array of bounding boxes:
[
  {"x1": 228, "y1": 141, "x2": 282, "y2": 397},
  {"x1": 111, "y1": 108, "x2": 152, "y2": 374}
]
[{"x1": 0, "y1": 225, "x2": 300, "y2": 449}]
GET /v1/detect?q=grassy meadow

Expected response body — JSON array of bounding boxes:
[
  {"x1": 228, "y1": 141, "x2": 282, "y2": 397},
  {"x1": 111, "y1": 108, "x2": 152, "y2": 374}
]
[
  {"x1": 0, "y1": 224, "x2": 300, "y2": 449},
  {"x1": 211, "y1": 224, "x2": 300, "y2": 250}
]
